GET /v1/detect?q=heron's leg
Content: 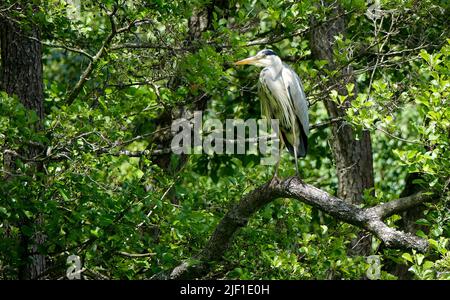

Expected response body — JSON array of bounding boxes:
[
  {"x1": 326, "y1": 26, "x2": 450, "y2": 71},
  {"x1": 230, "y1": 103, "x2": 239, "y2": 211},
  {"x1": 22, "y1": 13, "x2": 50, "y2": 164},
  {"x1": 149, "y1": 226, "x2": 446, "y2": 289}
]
[
  {"x1": 292, "y1": 122, "x2": 300, "y2": 178},
  {"x1": 271, "y1": 134, "x2": 284, "y2": 182},
  {"x1": 273, "y1": 154, "x2": 281, "y2": 179},
  {"x1": 293, "y1": 146, "x2": 300, "y2": 177}
]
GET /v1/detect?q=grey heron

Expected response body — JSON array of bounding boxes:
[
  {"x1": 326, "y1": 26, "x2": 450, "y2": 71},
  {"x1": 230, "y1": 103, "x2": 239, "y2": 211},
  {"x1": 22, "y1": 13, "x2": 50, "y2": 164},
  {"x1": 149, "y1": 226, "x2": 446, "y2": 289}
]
[{"x1": 235, "y1": 49, "x2": 309, "y2": 177}]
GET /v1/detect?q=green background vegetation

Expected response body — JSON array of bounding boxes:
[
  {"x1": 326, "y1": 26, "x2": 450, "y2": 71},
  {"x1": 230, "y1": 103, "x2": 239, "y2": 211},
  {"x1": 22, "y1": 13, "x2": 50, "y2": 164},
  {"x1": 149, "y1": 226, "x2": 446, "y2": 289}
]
[{"x1": 0, "y1": 0, "x2": 449, "y2": 279}]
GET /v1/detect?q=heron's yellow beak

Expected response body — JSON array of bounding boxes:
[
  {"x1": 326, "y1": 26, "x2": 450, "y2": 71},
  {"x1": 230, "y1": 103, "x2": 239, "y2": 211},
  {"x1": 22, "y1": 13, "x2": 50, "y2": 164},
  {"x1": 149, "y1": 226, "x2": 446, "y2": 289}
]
[{"x1": 235, "y1": 56, "x2": 258, "y2": 65}]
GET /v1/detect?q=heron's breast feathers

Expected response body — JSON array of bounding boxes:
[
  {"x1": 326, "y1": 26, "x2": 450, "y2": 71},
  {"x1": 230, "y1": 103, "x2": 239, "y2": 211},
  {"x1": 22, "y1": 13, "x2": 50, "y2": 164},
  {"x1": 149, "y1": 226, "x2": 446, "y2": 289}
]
[{"x1": 258, "y1": 75, "x2": 297, "y2": 131}]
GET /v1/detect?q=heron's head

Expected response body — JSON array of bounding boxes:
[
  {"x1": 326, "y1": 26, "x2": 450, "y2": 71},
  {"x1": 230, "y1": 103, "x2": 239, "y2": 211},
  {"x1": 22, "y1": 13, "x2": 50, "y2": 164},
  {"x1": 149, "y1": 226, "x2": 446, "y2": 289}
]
[{"x1": 235, "y1": 49, "x2": 280, "y2": 67}]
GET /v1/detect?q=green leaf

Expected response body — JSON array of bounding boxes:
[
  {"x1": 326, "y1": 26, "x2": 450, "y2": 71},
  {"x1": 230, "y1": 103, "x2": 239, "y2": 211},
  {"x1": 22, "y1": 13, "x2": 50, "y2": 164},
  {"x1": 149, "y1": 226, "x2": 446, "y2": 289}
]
[
  {"x1": 416, "y1": 254, "x2": 425, "y2": 266},
  {"x1": 402, "y1": 253, "x2": 414, "y2": 263}
]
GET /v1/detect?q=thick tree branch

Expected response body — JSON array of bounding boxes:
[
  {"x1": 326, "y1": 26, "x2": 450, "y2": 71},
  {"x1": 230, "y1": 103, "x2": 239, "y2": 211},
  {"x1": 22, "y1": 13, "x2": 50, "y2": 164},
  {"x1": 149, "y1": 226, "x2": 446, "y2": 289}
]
[
  {"x1": 366, "y1": 191, "x2": 433, "y2": 219},
  {"x1": 159, "y1": 177, "x2": 435, "y2": 279}
]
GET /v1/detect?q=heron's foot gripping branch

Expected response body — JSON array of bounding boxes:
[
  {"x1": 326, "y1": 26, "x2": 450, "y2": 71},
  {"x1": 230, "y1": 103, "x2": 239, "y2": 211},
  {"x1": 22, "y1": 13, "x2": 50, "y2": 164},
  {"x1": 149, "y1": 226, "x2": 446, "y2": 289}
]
[{"x1": 160, "y1": 177, "x2": 434, "y2": 279}]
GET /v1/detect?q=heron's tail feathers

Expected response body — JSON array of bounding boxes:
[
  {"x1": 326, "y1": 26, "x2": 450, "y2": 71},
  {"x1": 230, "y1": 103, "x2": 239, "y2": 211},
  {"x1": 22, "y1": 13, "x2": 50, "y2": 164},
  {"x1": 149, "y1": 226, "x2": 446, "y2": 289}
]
[
  {"x1": 282, "y1": 127, "x2": 308, "y2": 158},
  {"x1": 297, "y1": 131, "x2": 307, "y2": 157}
]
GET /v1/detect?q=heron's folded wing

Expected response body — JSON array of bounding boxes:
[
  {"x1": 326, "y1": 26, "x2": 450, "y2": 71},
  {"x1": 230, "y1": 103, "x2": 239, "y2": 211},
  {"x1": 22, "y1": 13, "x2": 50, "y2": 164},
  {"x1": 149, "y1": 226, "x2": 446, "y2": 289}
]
[{"x1": 281, "y1": 64, "x2": 309, "y2": 135}]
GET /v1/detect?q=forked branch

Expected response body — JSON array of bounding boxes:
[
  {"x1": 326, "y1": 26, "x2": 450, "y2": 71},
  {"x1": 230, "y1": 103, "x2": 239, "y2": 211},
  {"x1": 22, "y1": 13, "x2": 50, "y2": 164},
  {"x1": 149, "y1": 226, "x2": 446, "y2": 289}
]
[{"x1": 157, "y1": 177, "x2": 434, "y2": 279}]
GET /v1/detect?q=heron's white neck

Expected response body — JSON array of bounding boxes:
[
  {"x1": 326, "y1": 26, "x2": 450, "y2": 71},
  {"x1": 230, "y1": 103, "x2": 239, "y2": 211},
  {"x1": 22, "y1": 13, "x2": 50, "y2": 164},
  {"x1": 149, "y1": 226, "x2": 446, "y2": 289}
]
[{"x1": 262, "y1": 56, "x2": 283, "y2": 77}]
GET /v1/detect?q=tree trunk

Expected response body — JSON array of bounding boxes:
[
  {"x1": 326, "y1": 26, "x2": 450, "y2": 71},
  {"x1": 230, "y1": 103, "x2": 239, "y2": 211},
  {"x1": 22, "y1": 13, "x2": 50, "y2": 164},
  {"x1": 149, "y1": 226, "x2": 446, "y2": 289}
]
[
  {"x1": 0, "y1": 16, "x2": 46, "y2": 279},
  {"x1": 151, "y1": 1, "x2": 229, "y2": 171},
  {"x1": 0, "y1": 21, "x2": 44, "y2": 119},
  {"x1": 309, "y1": 5, "x2": 374, "y2": 205},
  {"x1": 309, "y1": 4, "x2": 374, "y2": 256},
  {"x1": 388, "y1": 174, "x2": 426, "y2": 280}
]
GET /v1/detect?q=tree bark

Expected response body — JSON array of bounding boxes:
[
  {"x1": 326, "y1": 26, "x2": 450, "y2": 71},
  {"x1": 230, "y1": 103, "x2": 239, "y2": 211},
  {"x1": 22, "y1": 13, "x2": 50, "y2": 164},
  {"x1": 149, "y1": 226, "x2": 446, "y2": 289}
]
[
  {"x1": 0, "y1": 20, "x2": 44, "y2": 120},
  {"x1": 0, "y1": 16, "x2": 45, "y2": 279}
]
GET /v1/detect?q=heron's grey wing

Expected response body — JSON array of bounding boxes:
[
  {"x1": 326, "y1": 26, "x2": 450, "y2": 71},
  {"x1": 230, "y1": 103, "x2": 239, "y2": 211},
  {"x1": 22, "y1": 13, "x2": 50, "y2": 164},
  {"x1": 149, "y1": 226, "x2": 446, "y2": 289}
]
[{"x1": 281, "y1": 63, "x2": 309, "y2": 135}]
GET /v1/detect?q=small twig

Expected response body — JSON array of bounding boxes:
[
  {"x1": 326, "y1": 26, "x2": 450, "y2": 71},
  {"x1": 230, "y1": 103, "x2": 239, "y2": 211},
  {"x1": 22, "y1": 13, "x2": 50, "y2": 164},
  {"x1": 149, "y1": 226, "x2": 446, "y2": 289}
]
[
  {"x1": 117, "y1": 251, "x2": 156, "y2": 258},
  {"x1": 310, "y1": 118, "x2": 344, "y2": 131},
  {"x1": 111, "y1": 43, "x2": 183, "y2": 51},
  {"x1": 351, "y1": 233, "x2": 371, "y2": 250},
  {"x1": 0, "y1": 3, "x2": 17, "y2": 13},
  {"x1": 27, "y1": 36, "x2": 93, "y2": 60},
  {"x1": 375, "y1": 126, "x2": 423, "y2": 145},
  {"x1": 138, "y1": 161, "x2": 190, "y2": 228},
  {"x1": 245, "y1": 9, "x2": 354, "y2": 47},
  {"x1": 83, "y1": 269, "x2": 110, "y2": 280}
]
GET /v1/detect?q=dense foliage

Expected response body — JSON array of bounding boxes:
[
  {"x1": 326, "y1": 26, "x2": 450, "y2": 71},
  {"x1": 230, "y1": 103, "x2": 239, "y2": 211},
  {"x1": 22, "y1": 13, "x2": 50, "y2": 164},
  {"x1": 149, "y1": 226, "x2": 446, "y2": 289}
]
[{"x1": 0, "y1": 0, "x2": 449, "y2": 279}]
